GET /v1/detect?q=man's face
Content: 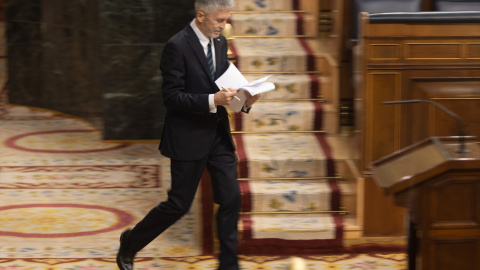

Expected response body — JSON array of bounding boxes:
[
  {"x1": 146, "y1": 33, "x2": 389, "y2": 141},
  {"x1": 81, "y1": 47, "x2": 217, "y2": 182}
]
[{"x1": 197, "y1": 9, "x2": 231, "y2": 39}]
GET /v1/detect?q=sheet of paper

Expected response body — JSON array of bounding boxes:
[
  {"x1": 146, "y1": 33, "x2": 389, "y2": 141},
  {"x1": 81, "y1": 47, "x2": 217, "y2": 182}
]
[
  {"x1": 244, "y1": 75, "x2": 272, "y2": 87},
  {"x1": 241, "y1": 82, "x2": 275, "y2": 95},
  {"x1": 215, "y1": 62, "x2": 249, "y2": 89},
  {"x1": 215, "y1": 63, "x2": 247, "y2": 112},
  {"x1": 215, "y1": 62, "x2": 275, "y2": 112}
]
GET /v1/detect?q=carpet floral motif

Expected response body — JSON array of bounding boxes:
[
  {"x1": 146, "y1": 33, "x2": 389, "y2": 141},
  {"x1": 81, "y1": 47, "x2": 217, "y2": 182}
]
[
  {"x1": 231, "y1": 13, "x2": 298, "y2": 36},
  {"x1": 244, "y1": 74, "x2": 316, "y2": 100},
  {"x1": 248, "y1": 180, "x2": 332, "y2": 212},
  {"x1": 4, "y1": 129, "x2": 130, "y2": 153},
  {"x1": 0, "y1": 165, "x2": 161, "y2": 189},
  {"x1": 0, "y1": 203, "x2": 133, "y2": 237},
  {"x1": 249, "y1": 213, "x2": 337, "y2": 240},
  {"x1": 232, "y1": 38, "x2": 308, "y2": 72},
  {"x1": 239, "y1": 101, "x2": 318, "y2": 131},
  {"x1": 234, "y1": 0, "x2": 293, "y2": 11}
]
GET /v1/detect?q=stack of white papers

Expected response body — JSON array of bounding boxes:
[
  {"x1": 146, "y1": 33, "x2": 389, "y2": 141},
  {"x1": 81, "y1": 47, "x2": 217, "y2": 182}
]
[{"x1": 215, "y1": 62, "x2": 275, "y2": 112}]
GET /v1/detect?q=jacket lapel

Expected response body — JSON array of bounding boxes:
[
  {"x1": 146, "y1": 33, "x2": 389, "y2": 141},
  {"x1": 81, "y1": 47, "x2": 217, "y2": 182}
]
[{"x1": 184, "y1": 25, "x2": 213, "y2": 82}]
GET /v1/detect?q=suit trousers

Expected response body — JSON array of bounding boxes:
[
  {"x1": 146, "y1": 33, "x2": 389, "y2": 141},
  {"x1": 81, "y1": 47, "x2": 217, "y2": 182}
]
[{"x1": 129, "y1": 121, "x2": 241, "y2": 270}]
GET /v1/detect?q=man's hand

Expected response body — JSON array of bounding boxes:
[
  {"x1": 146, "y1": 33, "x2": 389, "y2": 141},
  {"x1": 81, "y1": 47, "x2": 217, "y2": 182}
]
[
  {"x1": 214, "y1": 88, "x2": 238, "y2": 106},
  {"x1": 245, "y1": 92, "x2": 261, "y2": 107}
]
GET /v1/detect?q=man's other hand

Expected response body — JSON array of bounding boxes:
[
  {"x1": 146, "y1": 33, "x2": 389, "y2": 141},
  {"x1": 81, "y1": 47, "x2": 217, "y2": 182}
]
[{"x1": 245, "y1": 91, "x2": 261, "y2": 107}]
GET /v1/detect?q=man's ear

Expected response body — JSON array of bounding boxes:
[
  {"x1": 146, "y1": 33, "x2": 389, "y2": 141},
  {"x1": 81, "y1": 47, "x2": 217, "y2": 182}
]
[{"x1": 196, "y1": 10, "x2": 205, "y2": 23}]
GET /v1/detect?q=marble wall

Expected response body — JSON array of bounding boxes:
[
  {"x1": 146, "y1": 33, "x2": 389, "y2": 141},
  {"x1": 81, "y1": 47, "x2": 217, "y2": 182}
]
[
  {"x1": 7, "y1": 0, "x2": 102, "y2": 124},
  {"x1": 6, "y1": 0, "x2": 195, "y2": 140},
  {"x1": 100, "y1": 0, "x2": 194, "y2": 140}
]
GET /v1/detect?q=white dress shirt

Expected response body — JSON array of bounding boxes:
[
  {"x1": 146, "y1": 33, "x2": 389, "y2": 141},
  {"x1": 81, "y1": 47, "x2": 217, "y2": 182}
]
[{"x1": 190, "y1": 19, "x2": 217, "y2": 113}]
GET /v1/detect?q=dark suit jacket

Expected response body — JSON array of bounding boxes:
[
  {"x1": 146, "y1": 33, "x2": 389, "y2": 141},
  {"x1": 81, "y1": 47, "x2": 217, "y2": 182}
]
[{"x1": 159, "y1": 24, "x2": 235, "y2": 161}]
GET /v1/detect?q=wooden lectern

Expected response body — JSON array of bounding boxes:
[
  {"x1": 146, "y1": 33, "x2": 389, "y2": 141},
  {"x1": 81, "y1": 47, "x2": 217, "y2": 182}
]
[{"x1": 371, "y1": 136, "x2": 480, "y2": 270}]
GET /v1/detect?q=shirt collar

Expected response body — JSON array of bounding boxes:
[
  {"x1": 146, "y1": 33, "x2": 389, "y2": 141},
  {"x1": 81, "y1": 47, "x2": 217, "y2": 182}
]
[{"x1": 190, "y1": 19, "x2": 211, "y2": 48}]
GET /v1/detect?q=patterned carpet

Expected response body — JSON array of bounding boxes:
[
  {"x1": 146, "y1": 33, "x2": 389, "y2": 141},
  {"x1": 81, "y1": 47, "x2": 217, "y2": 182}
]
[
  {"x1": 0, "y1": 5, "x2": 406, "y2": 269},
  {"x1": 0, "y1": 254, "x2": 407, "y2": 269},
  {"x1": 0, "y1": 106, "x2": 408, "y2": 269},
  {"x1": 0, "y1": 106, "x2": 202, "y2": 264}
]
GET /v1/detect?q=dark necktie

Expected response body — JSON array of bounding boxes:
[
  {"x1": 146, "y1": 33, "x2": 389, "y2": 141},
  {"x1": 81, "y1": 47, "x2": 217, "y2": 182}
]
[{"x1": 207, "y1": 40, "x2": 215, "y2": 80}]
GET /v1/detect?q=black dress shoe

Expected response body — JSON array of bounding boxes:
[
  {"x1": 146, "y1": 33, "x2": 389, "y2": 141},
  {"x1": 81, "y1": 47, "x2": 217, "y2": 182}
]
[{"x1": 116, "y1": 229, "x2": 136, "y2": 270}]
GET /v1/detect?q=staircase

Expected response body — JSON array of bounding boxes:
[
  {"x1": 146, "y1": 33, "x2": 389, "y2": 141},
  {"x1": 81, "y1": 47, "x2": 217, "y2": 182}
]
[{"x1": 208, "y1": 0, "x2": 362, "y2": 254}]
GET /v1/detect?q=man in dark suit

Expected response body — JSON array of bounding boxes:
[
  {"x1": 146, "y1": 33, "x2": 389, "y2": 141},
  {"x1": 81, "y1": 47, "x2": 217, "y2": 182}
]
[{"x1": 116, "y1": 1, "x2": 260, "y2": 269}]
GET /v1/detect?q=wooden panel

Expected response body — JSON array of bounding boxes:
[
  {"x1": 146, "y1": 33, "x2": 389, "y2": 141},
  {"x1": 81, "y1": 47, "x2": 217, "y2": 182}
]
[
  {"x1": 363, "y1": 23, "x2": 480, "y2": 38},
  {"x1": 428, "y1": 237, "x2": 479, "y2": 270},
  {"x1": 368, "y1": 44, "x2": 401, "y2": 60},
  {"x1": 420, "y1": 171, "x2": 480, "y2": 270},
  {"x1": 430, "y1": 177, "x2": 480, "y2": 229},
  {"x1": 365, "y1": 73, "x2": 400, "y2": 168},
  {"x1": 362, "y1": 71, "x2": 406, "y2": 237},
  {"x1": 366, "y1": 39, "x2": 480, "y2": 64},
  {"x1": 409, "y1": 77, "x2": 480, "y2": 145},
  {"x1": 363, "y1": 176, "x2": 406, "y2": 236},
  {"x1": 432, "y1": 98, "x2": 480, "y2": 138},
  {"x1": 467, "y1": 43, "x2": 480, "y2": 59},
  {"x1": 406, "y1": 43, "x2": 462, "y2": 59}
]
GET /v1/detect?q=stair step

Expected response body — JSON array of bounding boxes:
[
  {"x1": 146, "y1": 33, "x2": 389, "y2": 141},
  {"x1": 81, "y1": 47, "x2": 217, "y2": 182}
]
[
  {"x1": 240, "y1": 179, "x2": 338, "y2": 212},
  {"x1": 240, "y1": 213, "x2": 340, "y2": 239},
  {"x1": 233, "y1": 101, "x2": 323, "y2": 132},
  {"x1": 234, "y1": 0, "x2": 297, "y2": 11},
  {"x1": 237, "y1": 212, "x2": 344, "y2": 254},
  {"x1": 243, "y1": 73, "x2": 321, "y2": 100},
  {"x1": 234, "y1": 133, "x2": 335, "y2": 178},
  {"x1": 230, "y1": 13, "x2": 316, "y2": 36},
  {"x1": 230, "y1": 38, "x2": 315, "y2": 72}
]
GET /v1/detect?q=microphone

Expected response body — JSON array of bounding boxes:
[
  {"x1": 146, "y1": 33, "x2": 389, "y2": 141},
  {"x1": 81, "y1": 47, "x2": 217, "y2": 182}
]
[{"x1": 383, "y1": 99, "x2": 470, "y2": 154}]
